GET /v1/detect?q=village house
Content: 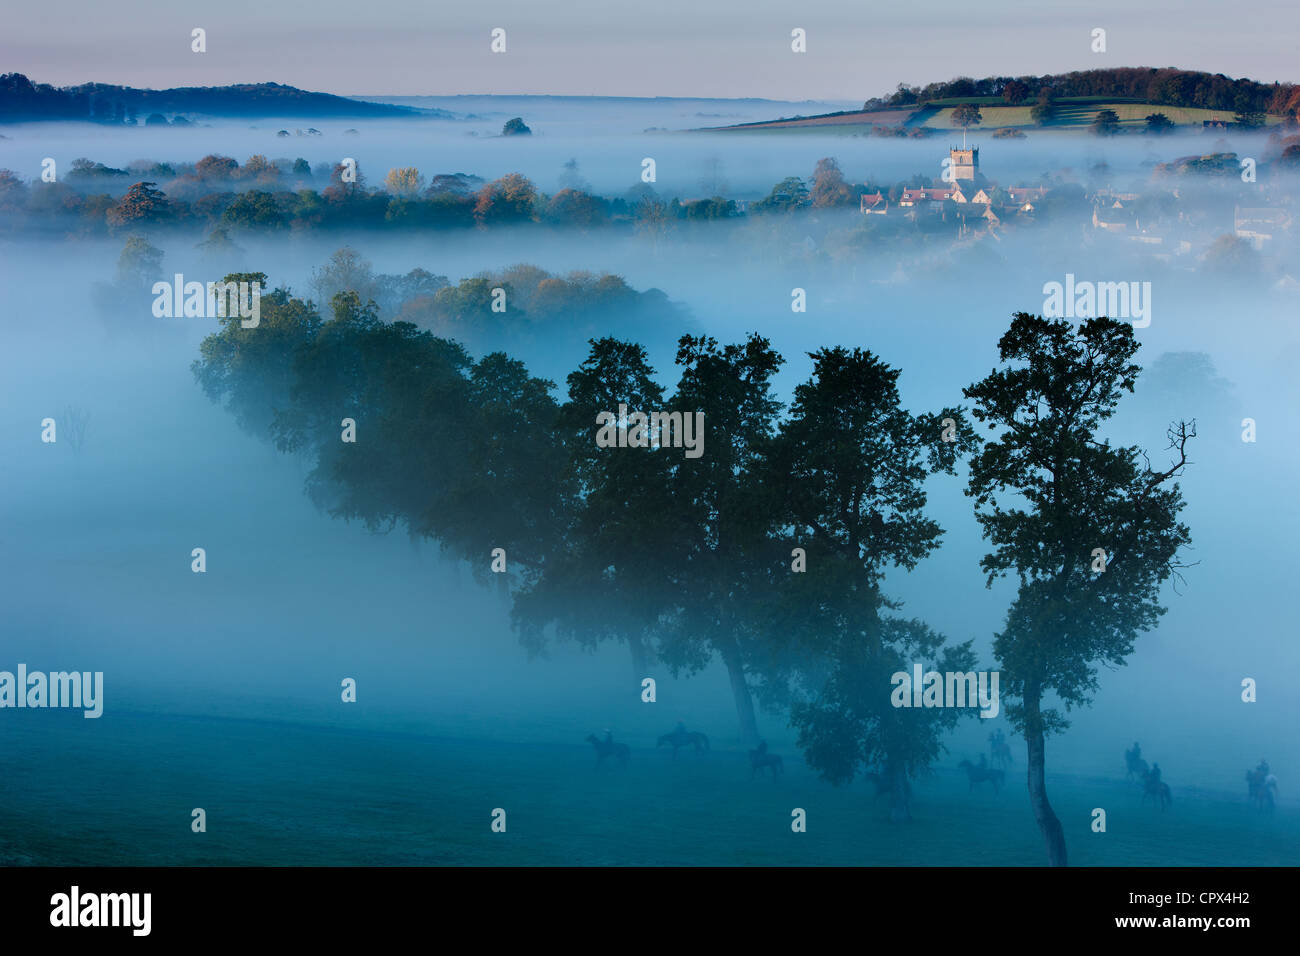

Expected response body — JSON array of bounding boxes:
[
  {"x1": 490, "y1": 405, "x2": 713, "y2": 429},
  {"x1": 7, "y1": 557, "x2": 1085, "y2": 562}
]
[
  {"x1": 859, "y1": 192, "x2": 887, "y2": 214},
  {"x1": 1092, "y1": 198, "x2": 1140, "y2": 233},
  {"x1": 951, "y1": 183, "x2": 993, "y2": 204},
  {"x1": 1234, "y1": 206, "x2": 1292, "y2": 249},
  {"x1": 1006, "y1": 186, "x2": 1048, "y2": 212},
  {"x1": 1007, "y1": 186, "x2": 1047, "y2": 205},
  {"x1": 944, "y1": 201, "x2": 1001, "y2": 238},
  {"x1": 869, "y1": 141, "x2": 1295, "y2": 254},
  {"x1": 899, "y1": 186, "x2": 955, "y2": 206}
]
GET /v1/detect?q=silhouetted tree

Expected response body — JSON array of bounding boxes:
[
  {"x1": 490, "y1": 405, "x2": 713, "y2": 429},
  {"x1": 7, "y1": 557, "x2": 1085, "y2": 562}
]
[
  {"x1": 511, "y1": 337, "x2": 675, "y2": 676},
  {"x1": 192, "y1": 274, "x2": 321, "y2": 438},
  {"x1": 1091, "y1": 109, "x2": 1121, "y2": 136},
  {"x1": 1144, "y1": 113, "x2": 1175, "y2": 134},
  {"x1": 760, "y1": 346, "x2": 976, "y2": 819},
  {"x1": 962, "y1": 314, "x2": 1195, "y2": 866},
  {"x1": 951, "y1": 103, "x2": 983, "y2": 131},
  {"x1": 1030, "y1": 92, "x2": 1056, "y2": 126},
  {"x1": 657, "y1": 334, "x2": 784, "y2": 746}
]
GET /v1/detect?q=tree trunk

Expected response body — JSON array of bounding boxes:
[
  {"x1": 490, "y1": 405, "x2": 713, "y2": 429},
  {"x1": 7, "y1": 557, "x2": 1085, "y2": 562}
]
[
  {"x1": 719, "y1": 639, "x2": 759, "y2": 748},
  {"x1": 1024, "y1": 686, "x2": 1068, "y2": 866},
  {"x1": 886, "y1": 756, "x2": 912, "y2": 823}
]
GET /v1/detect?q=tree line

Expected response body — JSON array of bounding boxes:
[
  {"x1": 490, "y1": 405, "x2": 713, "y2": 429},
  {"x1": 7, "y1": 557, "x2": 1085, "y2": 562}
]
[
  {"x1": 0, "y1": 154, "x2": 914, "y2": 241},
  {"x1": 867, "y1": 67, "x2": 1300, "y2": 117},
  {"x1": 193, "y1": 277, "x2": 1194, "y2": 865},
  {"x1": 0, "y1": 72, "x2": 422, "y2": 122}
]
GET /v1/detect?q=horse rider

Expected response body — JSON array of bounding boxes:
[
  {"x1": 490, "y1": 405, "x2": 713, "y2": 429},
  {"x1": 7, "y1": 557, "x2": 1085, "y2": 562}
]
[
  {"x1": 1256, "y1": 758, "x2": 1270, "y2": 777},
  {"x1": 673, "y1": 719, "x2": 687, "y2": 740},
  {"x1": 603, "y1": 728, "x2": 613, "y2": 746},
  {"x1": 1148, "y1": 762, "x2": 1162, "y2": 788},
  {"x1": 1131, "y1": 741, "x2": 1142, "y2": 762}
]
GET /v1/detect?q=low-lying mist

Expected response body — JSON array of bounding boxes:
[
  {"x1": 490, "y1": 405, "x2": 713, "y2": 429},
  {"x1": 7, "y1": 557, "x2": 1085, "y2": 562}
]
[{"x1": 4, "y1": 114, "x2": 1298, "y2": 824}]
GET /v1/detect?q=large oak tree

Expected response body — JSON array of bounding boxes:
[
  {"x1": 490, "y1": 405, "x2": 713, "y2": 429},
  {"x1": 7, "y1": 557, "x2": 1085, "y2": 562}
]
[{"x1": 963, "y1": 314, "x2": 1194, "y2": 865}]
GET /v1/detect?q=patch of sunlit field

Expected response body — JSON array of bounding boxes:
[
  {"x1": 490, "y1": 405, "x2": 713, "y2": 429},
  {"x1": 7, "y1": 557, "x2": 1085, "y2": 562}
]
[
  {"x1": 2, "y1": 712, "x2": 1295, "y2": 866},
  {"x1": 924, "y1": 105, "x2": 1036, "y2": 129},
  {"x1": 923, "y1": 103, "x2": 1252, "y2": 130}
]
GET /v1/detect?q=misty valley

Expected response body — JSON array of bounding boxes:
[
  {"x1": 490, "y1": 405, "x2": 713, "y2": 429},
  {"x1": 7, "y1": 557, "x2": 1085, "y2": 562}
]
[{"x1": 2, "y1": 78, "x2": 1299, "y2": 873}]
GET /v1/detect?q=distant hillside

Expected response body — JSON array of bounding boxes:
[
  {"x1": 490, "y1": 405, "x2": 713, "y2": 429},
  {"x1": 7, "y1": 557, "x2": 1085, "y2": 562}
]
[
  {"x1": 710, "y1": 68, "x2": 1298, "y2": 133},
  {"x1": 705, "y1": 98, "x2": 1262, "y2": 135},
  {"x1": 865, "y1": 68, "x2": 1298, "y2": 116},
  {"x1": 0, "y1": 73, "x2": 450, "y2": 123},
  {"x1": 702, "y1": 108, "x2": 917, "y2": 131}
]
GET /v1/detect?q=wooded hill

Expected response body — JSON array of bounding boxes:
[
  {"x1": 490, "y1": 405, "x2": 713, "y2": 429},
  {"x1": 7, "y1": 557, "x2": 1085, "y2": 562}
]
[
  {"x1": 0, "y1": 73, "x2": 449, "y2": 123},
  {"x1": 709, "y1": 68, "x2": 1298, "y2": 133}
]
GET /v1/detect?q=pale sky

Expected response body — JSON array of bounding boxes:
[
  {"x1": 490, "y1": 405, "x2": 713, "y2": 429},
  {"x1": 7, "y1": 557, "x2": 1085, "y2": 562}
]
[{"x1": 4, "y1": 0, "x2": 1296, "y2": 100}]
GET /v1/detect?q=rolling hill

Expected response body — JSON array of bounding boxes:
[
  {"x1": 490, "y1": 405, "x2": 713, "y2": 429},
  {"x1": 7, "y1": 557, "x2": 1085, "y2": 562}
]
[{"x1": 0, "y1": 73, "x2": 452, "y2": 123}]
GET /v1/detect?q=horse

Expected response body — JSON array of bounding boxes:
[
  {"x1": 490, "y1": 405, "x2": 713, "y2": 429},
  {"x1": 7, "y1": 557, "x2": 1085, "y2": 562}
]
[
  {"x1": 991, "y1": 739, "x2": 1014, "y2": 771},
  {"x1": 657, "y1": 730, "x2": 709, "y2": 758},
  {"x1": 585, "y1": 734, "x2": 629, "y2": 770},
  {"x1": 749, "y1": 742, "x2": 783, "y2": 780},
  {"x1": 1125, "y1": 746, "x2": 1149, "y2": 783},
  {"x1": 1246, "y1": 769, "x2": 1278, "y2": 810},
  {"x1": 1140, "y1": 770, "x2": 1172, "y2": 810},
  {"x1": 958, "y1": 760, "x2": 1005, "y2": 794}
]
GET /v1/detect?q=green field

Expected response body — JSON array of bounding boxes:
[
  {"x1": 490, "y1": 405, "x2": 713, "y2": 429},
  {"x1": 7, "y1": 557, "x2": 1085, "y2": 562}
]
[
  {"x1": 924, "y1": 105, "x2": 1036, "y2": 128},
  {"x1": 924, "y1": 102, "x2": 1248, "y2": 131},
  {"x1": 713, "y1": 98, "x2": 1276, "y2": 135},
  {"x1": 2, "y1": 711, "x2": 1295, "y2": 866}
]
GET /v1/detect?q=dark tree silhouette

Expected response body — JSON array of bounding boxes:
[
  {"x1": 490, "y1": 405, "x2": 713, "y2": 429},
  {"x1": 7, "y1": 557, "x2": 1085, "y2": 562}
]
[
  {"x1": 510, "y1": 337, "x2": 675, "y2": 675},
  {"x1": 1144, "y1": 113, "x2": 1175, "y2": 134},
  {"x1": 759, "y1": 346, "x2": 977, "y2": 820},
  {"x1": 951, "y1": 103, "x2": 983, "y2": 130},
  {"x1": 962, "y1": 314, "x2": 1195, "y2": 866},
  {"x1": 191, "y1": 273, "x2": 320, "y2": 438},
  {"x1": 657, "y1": 334, "x2": 785, "y2": 746},
  {"x1": 1091, "y1": 109, "x2": 1121, "y2": 136}
]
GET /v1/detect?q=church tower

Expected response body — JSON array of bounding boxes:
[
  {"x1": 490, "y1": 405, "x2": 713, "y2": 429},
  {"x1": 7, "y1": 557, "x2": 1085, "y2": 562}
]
[{"x1": 949, "y1": 147, "x2": 979, "y2": 181}]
